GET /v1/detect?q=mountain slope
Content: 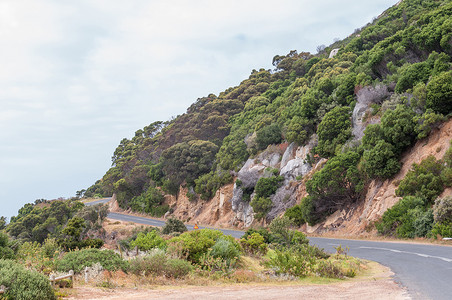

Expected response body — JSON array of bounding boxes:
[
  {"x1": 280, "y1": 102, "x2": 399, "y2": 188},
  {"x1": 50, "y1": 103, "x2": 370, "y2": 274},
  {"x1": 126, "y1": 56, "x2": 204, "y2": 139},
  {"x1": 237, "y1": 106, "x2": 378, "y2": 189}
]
[{"x1": 86, "y1": 0, "x2": 452, "y2": 237}]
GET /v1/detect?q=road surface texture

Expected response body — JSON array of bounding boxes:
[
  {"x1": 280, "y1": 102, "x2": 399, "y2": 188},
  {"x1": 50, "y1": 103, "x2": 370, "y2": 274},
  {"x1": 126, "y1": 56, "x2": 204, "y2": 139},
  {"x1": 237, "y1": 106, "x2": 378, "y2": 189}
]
[{"x1": 87, "y1": 198, "x2": 452, "y2": 299}]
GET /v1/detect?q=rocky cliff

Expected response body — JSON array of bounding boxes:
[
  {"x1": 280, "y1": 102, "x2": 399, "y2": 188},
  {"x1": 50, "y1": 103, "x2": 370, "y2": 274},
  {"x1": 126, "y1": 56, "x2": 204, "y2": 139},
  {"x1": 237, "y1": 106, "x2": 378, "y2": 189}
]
[{"x1": 162, "y1": 117, "x2": 451, "y2": 236}]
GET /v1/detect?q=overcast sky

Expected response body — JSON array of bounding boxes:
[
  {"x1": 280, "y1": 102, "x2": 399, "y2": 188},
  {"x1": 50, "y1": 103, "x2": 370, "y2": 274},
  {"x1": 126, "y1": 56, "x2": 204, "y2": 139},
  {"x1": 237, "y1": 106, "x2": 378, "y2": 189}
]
[{"x1": 0, "y1": 0, "x2": 398, "y2": 220}]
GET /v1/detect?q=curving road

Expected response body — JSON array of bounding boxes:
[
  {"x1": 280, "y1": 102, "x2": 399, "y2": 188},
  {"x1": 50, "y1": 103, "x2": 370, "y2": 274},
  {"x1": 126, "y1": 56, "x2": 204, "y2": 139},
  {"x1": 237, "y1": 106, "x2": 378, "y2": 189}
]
[{"x1": 86, "y1": 198, "x2": 452, "y2": 299}]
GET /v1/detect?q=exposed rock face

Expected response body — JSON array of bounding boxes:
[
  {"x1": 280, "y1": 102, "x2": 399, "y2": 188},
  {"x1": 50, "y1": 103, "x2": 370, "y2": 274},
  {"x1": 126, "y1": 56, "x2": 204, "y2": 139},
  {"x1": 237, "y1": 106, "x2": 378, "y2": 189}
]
[
  {"x1": 329, "y1": 48, "x2": 340, "y2": 58},
  {"x1": 280, "y1": 136, "x2": 317, "y2": 183},
  {"x1": 166, "y1": 184, "x2": 234, "y2": 227},
  {"x1": 231, "y1": 138, "x2": 318, "y2": 227},
  {"x1": 352, "y1": 84, "x2": 390, "y2": 140},
  {"x1": 231, "y1": 147, "x2": 282, "y2": 227}
]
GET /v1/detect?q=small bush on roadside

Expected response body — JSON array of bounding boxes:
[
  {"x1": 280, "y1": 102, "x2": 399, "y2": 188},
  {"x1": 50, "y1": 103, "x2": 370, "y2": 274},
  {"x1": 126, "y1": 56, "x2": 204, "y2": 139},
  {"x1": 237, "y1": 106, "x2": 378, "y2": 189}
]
[
  {"x1": 315, "y1": 260, "x2": 345, "y2": 278},
  {"x1": 241, "y1": 228, "x2": 274, "y2": 244},
  {"x1": 433, "y1": 196, "x2": 452, "y2": 224},
  {"x1": 167, "y1": 229, "x2": 232, "y2": 263},
  {"x1": 266, "y1": 247, "x2": 315, "y2": 277},
  {"x1": 129, "y1": 249, "x2": 167, "y2": 276},
  {"x1": 162, "y1": 218, "x2": 188, "y2": 235},
  {"x1": 198, "y1": 252, "x2": 235, "y2": 274},
  {"x1": 431, "y1": 222, "x2": 452, "y2": 238},
  {"x1": 240, "y1": 232, "x2": 268, "y2": 255},
  {"x1": 130, "y1": 231, "x2": 166, "y2": 251},
  {"x1": 0, "y1": 259, "x2": 56, "y2": 300},
  {"x1": 209, "y1": 238, "x2": 241, "y2": 263},
  {"x1": 165, "y1": 258, "x2": 193, "y2": 278},
  {"x1": 55, "y1": 248, "x2": 129, "y2": 273}
]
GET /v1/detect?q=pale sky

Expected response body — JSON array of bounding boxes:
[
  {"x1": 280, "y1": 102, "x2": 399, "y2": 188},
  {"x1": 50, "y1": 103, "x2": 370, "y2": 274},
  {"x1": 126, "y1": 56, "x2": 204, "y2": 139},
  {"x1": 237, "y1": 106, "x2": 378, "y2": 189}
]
[{"x1": 0, "y1": 0, "x2": 398, "y2": 220}]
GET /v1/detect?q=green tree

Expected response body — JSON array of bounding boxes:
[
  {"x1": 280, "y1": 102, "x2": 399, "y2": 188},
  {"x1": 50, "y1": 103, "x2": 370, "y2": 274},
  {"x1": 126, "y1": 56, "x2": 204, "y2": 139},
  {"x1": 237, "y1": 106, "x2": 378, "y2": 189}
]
[
  {"x1": 0, "y1": 216, "x2": 6, "y2": 230},
  {"x1": 361, "y1": 140, "x2": 400, "y2": 179},
  {"x1": 256, "y1": 123, "x2": 282, "y2": 150},
  {"x1": 316, "y1": 106, "x2": 352, "y2": 157},
  {"x1": 380, "y1": 105, "x2": 416, "y2": 153},
  {"x1": 396, "y1": 156, "x2": 444, "y2": 203},
  {"x1": 161, "y1": 140, "x2": 219, "y2": 187},
  {"x1": 426, "y1": 71, "x2": 452, "y2": 115},
  {"x1": 162, "y1": 218, "x2": 187, "y2": 235},
  {"x1": 305, "y1": 151, "x2": 363, "y2": 223}
]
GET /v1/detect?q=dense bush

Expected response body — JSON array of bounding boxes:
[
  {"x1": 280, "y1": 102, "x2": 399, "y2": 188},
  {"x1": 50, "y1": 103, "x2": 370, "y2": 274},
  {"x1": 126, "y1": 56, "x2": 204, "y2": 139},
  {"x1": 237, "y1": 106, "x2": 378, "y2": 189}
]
[
  {"x1": 167, "y1": 229, "x2": 239, "y2": 264},
  {"x1": 396, "y1": 156, "x2": 445, "y2": 202},
  {"x1": 130, "y1": 231, "x2": 166, "y2": 251},
  {"x1": 269, "y1": 217, "x2": 308, "y2": 248},
  {"x1": 240, "y1": 232, "x2": 268, "y2": 255},
  {"x1": 426, "y1": 71, "x2": 452, "y2": 115},
  {"x1": 0, "y1": 259, "x2": 56, "y2": 300},
  {"x1": 267, "y1": 246, "x2": 316, "y2": 277},
  {"x1": 0, "y1": 232, "x2": 15, "y2": 260},
  {"x1": 376, "y1": 196, "x2": 426, "y2": 237},
  {"x1": 162, "y1": 218, "x2": 187, "y2": 235},
  {"x1": 361, "y1": 140, "x2": 401, "y2": 179},
  {"x1": 55, "y1": 248, "x2": 128, "y2": 273},
  {"x1": 316, "y1": 106, "x2": 352, "y2": 157},
  {"x1": 433, "y1": 196, "x2": 452, "y2": 224},
  {"x1": 129, "y1": 248, "x2": 192, "y2": 278},
  {"x1": 254, "y1": 176, "x2": 284, "y2": 198},
  {"x1": 431, "y1": 222, "x2": 452, "y2": 238},
  {"x1": 250, "y1": 196, "x2": 273, "y2": 220},
  {"x1": 209, "y1": 238, "x2": 241, "y2": 263},
  {"x1": 256, "y1": 123, "x2": 282, "y2": 150},
  {"x1": 284, "y1": 204, "x2": 305, "y2": 226},
  {"x1": 305, "y1": 151, "x2": 364, "y2": 224}
]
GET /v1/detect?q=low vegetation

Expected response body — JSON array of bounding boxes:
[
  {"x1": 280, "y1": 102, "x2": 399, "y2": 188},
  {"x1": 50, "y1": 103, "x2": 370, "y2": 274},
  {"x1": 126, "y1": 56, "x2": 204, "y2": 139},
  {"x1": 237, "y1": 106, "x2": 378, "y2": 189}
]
[{"x1": 0, "y1": 216, "x2": 364, "y2": 298}]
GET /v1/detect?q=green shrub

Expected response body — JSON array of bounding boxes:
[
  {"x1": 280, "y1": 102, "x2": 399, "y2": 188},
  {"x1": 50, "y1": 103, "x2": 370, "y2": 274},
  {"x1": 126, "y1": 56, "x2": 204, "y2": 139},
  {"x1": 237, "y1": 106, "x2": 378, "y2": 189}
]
[
  {"x1": 167, "y1": 229, "x2": 229, "y2": 263},
  {"x1": 162, "y1": 218, "x2": 187, "y2": 235},
  {"x1": 315, "y1": 260, "x2": 345, "y2": 278},
  {"x1": 0, "y1": 259, "x2": 56, "y2": 300},
  {"x1": 210, "y1": 238, "x2": 241, "y2": 263},
  {"x1": 165, "y1": 258, "x2": 193, "y2": 278},
  {"x1": 0, "y1": 232, "x2": 15, "y2": 260},
  {"x1": 433, "y1": 196, "x2": 452, "y2": 224},
  {"x1": 316, "y1": 106, "x2": 352, "y2": 157},
  {"x1": 241, "y1": 227, "x2": 274, "y2": 244},
  {"x1": 267, "y1": 247, "x2": 316, "y2": 277},
  {"x1": 426, "y1": 71, "x2": 452, "y2": 115},
  {"x1": 130, "y1": 231, "x2": 166, "y2": 251},
  {"x1": 284, "y1": 204, "x2": 305, "y2": 226},
  {"x1": 361, "y1": 140, "x2": 400, "y2": 179},
  {"x1": 240, "y1": 232, "x2": 268, "y2": 255},
  {"x1": 129, "y1": 249, "x2": 192, "y2": 278},
  {"x1": 129, "y1": 249, "x2": 167, "y2": 276},
  {"x1": 305, "y1": 151, "x2": 363, "y2": 224},
  {"x1": 414, "y1": 109, "x2": 446, "y2": 139},
  {"x1": 55, "y1": 248, "x2": 129, "y2": 273},
  {"x1": 250, "y1": 196, "x2": 273, "y2": 220},
  {"x1": 376, "y1": 196, "x2": 425, "y2": 237},
  {"x1": 380, "y1": 104, "x2": 416, "y2": 154},
  {"x1": 254, "y1": 176, "x2": 284, "y2": 198},
  {"x1": 431, "y1": 222, "x2": 452, "y2": 238},
  {"x1": 256, "y1": 123, "x2": 282, "y2": 150},
  {"x1": 396, "y1": 156, "x2": 444, "y2": 202}
]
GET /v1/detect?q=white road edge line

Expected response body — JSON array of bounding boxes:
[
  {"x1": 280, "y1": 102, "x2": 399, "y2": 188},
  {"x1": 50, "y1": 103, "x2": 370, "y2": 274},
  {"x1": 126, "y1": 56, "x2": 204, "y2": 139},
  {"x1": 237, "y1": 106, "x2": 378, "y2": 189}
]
[{"x1": 359, "y1": 246, "x2": 452, "y2": 262}]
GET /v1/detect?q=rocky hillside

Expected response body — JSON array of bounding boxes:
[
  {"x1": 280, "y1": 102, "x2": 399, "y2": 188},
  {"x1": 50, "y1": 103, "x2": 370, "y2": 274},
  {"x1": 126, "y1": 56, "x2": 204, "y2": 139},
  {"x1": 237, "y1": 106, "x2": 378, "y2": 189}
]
[{"x1": 86, "y1": 0, "x2": 452, "y2": 238}]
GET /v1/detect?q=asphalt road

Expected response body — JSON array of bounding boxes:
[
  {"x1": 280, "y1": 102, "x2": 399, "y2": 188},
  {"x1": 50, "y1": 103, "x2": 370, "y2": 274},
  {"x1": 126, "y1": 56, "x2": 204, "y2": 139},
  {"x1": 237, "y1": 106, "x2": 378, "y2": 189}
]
[
  {"x1": 308, "y1": 237, "x2": 452, "y2": 300},
  {"x1": 86, "y1": 198, "x2": 452, "y2": 299}
]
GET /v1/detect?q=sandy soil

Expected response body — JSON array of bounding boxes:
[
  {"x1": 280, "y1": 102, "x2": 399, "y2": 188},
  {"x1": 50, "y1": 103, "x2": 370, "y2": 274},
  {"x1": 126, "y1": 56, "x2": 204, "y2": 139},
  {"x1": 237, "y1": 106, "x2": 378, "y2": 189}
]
[{"x1": 65, "y1": 263, "x2": 409, "y2": 300}]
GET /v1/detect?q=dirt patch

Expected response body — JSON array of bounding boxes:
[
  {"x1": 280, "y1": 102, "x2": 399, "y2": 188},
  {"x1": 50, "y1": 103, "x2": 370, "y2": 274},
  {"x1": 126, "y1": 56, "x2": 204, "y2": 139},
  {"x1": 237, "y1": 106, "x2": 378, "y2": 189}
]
[{"x1": 65, "y1": 262, "x2": 408, "y2": 300}]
